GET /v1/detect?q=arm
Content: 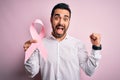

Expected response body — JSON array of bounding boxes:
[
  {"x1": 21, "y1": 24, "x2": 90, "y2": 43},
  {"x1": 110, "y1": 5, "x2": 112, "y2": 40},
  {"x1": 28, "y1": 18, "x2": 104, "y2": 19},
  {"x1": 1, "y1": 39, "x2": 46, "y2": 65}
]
[
  {"x1": 24, "y1": 49, "x2": 40, "y2": 78},
  {"x1": 24, "y1": 40, "x2": 40, "y2": 78},
  {"x1": 79, "y1": 33, "x2": 102, "y2": 76},
  {"x1": 79, "y1": 45, "x2": 101, "y2": 76}
]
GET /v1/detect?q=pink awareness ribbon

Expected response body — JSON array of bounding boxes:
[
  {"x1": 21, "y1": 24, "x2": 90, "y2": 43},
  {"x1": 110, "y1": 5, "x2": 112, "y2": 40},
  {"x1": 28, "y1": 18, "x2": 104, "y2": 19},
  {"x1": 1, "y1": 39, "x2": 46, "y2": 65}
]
[{"x1": 24, "y1": 19, "x2": 47, "y2": 62}]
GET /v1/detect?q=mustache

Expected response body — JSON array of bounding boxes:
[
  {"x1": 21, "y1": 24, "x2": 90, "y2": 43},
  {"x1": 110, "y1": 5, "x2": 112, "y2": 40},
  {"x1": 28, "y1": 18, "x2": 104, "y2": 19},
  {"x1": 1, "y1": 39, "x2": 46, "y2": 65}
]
[{"x1": 56, "y1": 24, "x2": 65, "y2": 29}]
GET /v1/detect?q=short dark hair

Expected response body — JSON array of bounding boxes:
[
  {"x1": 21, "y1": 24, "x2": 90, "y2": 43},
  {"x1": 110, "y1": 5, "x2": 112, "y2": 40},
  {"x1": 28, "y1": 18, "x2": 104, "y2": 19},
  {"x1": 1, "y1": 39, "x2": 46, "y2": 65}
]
[{"x1": 51, "y1": 3, "x2": 71, "y2": 18}]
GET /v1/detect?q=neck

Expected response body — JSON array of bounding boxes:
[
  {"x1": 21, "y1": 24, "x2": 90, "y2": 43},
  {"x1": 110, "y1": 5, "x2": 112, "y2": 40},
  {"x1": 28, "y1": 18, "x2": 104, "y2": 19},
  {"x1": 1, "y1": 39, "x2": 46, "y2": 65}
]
[{"x1": 52, "y1": 33, "x2": 67, "y2": 42}]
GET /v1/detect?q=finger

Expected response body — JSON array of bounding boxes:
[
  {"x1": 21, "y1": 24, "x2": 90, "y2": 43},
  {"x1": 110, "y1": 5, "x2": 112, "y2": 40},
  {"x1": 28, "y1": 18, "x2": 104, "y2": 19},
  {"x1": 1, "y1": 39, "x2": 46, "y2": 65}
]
[
  {"x1": 23, "y1": 40, "x2": 32, "y2": 51},
  {"x1": 30, "y1": 39, "x2": 37, "y2": 43},
  {"x1": 90, "y1": 34, "x2": 97, "y2": 41},
  {"x1": 23, "y1": 43, "x2": 30, "y2": 49},
  {"x1": 93, "y1": 33, "x2": 101, "y2": 40},
  {"x1": 23, "y1": 40, "x2": 37, "y2": 52},
  {"x1": 24, "y1": 47, "x2": 27, "y2": 51}
]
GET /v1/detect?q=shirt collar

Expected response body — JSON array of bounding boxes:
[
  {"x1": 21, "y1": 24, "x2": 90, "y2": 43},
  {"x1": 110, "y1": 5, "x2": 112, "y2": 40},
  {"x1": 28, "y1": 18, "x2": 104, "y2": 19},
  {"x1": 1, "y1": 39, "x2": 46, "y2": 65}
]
[{"x1": 49, "y1": 34, "x2": 69, "y2": 40}]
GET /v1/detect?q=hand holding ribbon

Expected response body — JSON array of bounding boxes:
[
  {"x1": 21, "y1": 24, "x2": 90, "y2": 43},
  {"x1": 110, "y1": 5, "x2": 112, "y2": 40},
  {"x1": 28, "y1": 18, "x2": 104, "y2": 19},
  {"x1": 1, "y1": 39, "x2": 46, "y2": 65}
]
[{"x1": 24, "y1": 19, "x2": 47, "y2": 62}]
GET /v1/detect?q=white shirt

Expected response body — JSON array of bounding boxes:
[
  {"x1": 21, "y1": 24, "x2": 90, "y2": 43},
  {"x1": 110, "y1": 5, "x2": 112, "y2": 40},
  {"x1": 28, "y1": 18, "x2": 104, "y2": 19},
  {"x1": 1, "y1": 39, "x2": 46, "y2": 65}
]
[{"x1": 25, "y1": 35, "x2": 101, "y2": 80}]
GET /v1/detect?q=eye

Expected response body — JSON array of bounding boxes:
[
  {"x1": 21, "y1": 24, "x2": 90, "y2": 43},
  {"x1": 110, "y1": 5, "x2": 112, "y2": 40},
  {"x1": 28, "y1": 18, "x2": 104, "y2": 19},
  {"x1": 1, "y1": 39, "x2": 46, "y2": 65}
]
[
  {"x1": 64, "y1": 17, "x2": 69, "y2": 22},
  {"x1": 54, "y1": 16, "x2": 59, "y2": 21}
]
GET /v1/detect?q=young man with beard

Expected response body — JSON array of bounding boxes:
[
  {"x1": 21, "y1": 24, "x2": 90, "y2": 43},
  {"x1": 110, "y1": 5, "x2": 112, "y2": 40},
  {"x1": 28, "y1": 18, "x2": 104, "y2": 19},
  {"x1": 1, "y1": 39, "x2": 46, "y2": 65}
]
[{"x1": 24, "y1": 3, "x2": 102, "y2": 80}]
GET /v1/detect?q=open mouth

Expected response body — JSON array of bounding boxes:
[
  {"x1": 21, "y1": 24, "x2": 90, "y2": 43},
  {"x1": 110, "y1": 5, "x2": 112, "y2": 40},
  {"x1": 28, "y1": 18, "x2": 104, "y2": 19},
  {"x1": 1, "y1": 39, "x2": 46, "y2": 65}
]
[
  {"x1": 57, "y1": 27, "x2": 64, "y2": 30},
  {"x1": 56, "y1": 26, "x2": 64, "y2": 34},
  {"x1": 56, "y1": 25, "x2": 64, "y2": 30}
]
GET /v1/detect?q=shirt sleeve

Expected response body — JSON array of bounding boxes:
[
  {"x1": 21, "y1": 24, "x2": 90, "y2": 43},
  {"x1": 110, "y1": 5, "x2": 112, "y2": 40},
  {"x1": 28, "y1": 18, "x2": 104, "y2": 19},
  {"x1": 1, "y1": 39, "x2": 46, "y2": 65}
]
[
  {"x1": 24, "y1": 49, "x2": 40, "y2": 78},
  {"x1": 78, "y1": 43, "x2": 102, "y2": 76}
]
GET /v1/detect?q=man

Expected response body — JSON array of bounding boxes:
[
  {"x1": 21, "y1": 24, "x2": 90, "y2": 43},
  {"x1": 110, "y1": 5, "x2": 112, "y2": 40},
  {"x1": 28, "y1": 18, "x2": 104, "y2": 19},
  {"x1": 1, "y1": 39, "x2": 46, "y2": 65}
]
[{"x1": 24, "y1": 3, "x2": 102, "y2": 80}]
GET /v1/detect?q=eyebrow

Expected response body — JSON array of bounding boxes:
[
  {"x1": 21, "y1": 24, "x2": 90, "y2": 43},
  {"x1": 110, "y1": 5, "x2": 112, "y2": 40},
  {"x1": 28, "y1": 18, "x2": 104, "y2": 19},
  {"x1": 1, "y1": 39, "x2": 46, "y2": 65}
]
[{"x1": 54, "y1": 14, "x2": 69, "y2": 18}]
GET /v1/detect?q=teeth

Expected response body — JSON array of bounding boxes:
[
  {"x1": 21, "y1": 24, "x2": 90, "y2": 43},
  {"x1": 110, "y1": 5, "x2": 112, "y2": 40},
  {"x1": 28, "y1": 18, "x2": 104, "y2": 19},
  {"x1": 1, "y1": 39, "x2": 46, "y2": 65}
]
[
  {"x1": 57, "y1": 27, "x2": 63, "y2": 29},
  {"x1": 56, "y1": 26, "x2": 64, "y2": 31}
]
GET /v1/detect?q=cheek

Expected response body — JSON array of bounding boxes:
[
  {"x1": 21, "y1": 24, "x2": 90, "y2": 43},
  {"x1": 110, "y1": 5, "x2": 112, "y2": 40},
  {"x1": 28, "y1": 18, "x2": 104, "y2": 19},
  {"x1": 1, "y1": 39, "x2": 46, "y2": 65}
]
[
  {"x1": 51, "y1": 20, "x2": 55, "y2": 27},
  {"x1": 51, "y1": 22, "x2": 57, "y2": 30},
  {"x1": 53, "y1": 21, "x2": 59, "y2": 27},
  {"x1": 65, "y1": 22, "x2": 69, "y2": 29}
]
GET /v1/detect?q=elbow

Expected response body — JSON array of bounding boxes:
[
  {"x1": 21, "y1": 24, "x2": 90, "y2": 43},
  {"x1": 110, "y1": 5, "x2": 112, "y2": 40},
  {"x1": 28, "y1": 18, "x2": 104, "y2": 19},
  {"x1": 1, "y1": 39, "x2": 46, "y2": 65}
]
[
  {"x1": 85, "y1": 68, "x2": 95, "y2": 77},
  {"x1": 85, "y1": 70, "x2": 94, "y2": 77},
  {"x1": 84, "y1": 63, "x2": 96, "y2": 77},
  {"x1": 25, "y1": 64, "x2": 39, "y2": 78}
]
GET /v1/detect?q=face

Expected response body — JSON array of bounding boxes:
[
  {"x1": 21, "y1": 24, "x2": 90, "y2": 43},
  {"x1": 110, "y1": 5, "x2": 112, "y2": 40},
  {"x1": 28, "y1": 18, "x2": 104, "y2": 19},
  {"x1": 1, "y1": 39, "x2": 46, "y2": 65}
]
[{"x1": 51, "y1": 9, "x2": 70, "y2": 38}]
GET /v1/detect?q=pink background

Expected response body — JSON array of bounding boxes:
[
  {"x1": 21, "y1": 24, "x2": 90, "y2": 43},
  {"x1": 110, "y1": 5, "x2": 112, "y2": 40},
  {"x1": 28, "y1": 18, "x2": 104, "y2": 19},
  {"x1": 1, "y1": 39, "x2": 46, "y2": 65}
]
[{"x1": 0, "y1": 0, "x2": 120, "y2": 80}]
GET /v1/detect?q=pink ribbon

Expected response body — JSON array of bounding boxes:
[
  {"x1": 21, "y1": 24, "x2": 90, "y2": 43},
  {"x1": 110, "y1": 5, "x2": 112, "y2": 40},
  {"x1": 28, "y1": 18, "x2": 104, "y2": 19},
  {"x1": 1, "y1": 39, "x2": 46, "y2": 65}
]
[{"x1": 25, "y1": 19, "x2": 47, "y2": 62}]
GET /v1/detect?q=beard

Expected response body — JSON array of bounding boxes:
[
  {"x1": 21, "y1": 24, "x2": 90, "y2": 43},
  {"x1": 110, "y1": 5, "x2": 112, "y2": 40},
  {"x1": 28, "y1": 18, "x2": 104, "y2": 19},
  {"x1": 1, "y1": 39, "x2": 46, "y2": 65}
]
[{"x1": 52, "y1": 24, "x2": 68, "y2": 38}]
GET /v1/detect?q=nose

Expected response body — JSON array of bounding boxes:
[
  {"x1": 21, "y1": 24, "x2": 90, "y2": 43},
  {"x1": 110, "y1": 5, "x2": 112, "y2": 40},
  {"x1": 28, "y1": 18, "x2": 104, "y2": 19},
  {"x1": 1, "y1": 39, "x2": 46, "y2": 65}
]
[{"x1": 59, "y1": 18, "x2": 64, "y2": 25}]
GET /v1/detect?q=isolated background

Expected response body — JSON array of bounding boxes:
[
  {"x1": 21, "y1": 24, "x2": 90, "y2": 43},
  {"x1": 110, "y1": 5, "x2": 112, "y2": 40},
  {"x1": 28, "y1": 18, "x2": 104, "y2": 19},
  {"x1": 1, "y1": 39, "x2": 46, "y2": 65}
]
[{"x1": 0, "y1": 0, "x2": 120, "y2": 80}]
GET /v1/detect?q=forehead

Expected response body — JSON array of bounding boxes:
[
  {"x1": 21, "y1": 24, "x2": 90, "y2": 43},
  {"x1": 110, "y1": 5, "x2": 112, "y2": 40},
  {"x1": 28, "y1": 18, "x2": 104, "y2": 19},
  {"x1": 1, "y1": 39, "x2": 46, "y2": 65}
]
[{"x1": 54, "y1": 9, "x2": 70, "y2": 17}]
